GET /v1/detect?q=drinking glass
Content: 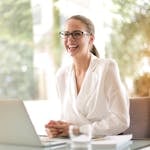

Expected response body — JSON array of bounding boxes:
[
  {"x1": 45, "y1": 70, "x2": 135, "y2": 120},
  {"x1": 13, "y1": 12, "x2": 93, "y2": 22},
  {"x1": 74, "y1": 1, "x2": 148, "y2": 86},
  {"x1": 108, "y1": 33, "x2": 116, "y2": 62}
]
[{"x1": 69, "y1": 124, "x2": 92, "y2": 150}]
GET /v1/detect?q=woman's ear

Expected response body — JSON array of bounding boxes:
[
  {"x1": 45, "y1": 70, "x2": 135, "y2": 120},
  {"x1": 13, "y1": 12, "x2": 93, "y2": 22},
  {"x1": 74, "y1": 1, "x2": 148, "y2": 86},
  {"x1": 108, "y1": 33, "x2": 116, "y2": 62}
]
[{"x1": 89, "y1": 34, "x2": 95, "y2": 44}]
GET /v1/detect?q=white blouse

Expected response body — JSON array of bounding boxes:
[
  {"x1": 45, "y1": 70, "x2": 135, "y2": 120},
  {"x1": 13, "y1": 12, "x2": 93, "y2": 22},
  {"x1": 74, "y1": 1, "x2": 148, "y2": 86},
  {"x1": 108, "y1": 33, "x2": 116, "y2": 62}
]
[{"x1": 56, "y1": 54, "x2": 130, "y2": 137}]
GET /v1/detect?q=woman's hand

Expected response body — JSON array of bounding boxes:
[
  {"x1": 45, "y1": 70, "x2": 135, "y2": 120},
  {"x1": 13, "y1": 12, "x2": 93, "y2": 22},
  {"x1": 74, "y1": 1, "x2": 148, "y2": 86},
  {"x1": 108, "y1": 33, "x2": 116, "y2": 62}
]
[
  {"x1": 45, "y1": 120, "x2": 59, "y2": 138},
  {"x1": 45, "y1": 120, "x2": 71, "y2": 138}
]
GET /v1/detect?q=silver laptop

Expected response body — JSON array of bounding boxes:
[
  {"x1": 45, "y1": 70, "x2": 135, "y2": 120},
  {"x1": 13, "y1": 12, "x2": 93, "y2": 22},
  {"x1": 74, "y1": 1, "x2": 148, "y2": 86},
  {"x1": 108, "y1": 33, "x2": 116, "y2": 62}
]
[{"x1": 0, "y1": 100, "x2": 67, "y2": 147}]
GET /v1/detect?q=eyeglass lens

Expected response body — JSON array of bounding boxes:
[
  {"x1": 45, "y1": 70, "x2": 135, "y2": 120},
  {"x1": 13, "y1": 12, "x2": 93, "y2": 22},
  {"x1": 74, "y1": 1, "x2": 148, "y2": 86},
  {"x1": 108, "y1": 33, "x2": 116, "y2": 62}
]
[{"x1": 60, "y1": 31, "x2": 88, "y2": 39}]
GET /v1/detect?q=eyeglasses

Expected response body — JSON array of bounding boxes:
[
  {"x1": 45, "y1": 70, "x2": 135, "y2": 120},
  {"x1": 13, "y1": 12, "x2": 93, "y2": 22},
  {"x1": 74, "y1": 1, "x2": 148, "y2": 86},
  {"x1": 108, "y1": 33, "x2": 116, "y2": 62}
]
[{"x1": 59, "y1": 30, "x2": 90, "y2": 39}]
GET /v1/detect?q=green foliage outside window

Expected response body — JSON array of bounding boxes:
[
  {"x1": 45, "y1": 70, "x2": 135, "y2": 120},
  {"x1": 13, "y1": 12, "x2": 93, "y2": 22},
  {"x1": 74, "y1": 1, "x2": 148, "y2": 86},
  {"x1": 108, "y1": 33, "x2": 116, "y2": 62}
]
[
  {"x1": 0, "y1": 0, "x2": 35, "y2": 100},
  {"x1": 106, "y1": 0, "x2": 150, "y2": 96},
  {"x1": 134, "y1": 72, "x2": 150, "y2": 97}
]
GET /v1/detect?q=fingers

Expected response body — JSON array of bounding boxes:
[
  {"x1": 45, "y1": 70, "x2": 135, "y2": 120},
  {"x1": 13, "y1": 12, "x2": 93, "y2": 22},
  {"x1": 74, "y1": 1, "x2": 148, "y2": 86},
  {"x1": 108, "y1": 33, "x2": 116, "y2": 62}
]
[
  {"x1": 45, "y1": 120, "x2": 60, "y2": 138},
  {"x1": 45, "y1": 120, "x2": 57, "y2": 127},
  {"x1": 46, "y1": 127, "x2": 59, "y2": 138},
  {"x1": 55, "y1": 124, "x2": 69, "y2": 137},
  {"x1": 45, "y1": 120, "x2": 71, "y2": 137}
]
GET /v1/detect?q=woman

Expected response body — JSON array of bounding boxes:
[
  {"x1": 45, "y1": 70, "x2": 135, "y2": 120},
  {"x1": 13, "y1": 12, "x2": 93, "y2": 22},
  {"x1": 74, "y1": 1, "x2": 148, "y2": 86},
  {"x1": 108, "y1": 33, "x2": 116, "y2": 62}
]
[{"x1": 45, "y1": 15, "x2": 130, "y2": 138}]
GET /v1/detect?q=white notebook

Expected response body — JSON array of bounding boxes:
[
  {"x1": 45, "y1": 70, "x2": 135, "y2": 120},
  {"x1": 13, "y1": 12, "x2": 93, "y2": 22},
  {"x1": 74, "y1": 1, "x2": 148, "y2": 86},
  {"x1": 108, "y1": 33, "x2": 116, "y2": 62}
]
[{"x1": 0, "y1": 100, "x2": 66, "y2": 147}]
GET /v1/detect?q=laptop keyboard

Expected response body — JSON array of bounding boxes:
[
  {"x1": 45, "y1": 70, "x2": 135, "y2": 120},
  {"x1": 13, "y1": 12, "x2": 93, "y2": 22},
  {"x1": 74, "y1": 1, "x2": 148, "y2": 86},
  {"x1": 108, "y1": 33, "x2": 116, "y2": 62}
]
[{"x1": 39, "y1": 135, "x2": 69, "y2": 147}]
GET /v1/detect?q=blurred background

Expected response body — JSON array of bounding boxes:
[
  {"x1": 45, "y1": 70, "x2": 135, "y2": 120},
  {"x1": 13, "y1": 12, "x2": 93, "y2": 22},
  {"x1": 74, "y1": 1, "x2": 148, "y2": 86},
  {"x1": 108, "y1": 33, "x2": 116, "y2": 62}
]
[{"x1": 0, "y1": 0, "x2": 150, "y2": 101}]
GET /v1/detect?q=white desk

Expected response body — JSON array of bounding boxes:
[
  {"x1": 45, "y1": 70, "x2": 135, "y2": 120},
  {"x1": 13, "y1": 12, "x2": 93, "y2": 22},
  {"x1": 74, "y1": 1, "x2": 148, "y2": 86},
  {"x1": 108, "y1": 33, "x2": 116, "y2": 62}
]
[{"x1": 0, "y1": 140, "x2": 150, "y2": 150}]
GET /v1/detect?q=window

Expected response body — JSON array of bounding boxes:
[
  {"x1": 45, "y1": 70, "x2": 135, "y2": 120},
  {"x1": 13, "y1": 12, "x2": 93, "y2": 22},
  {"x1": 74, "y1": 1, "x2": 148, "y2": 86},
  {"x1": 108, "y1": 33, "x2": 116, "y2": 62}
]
[{"x1": 0, "y1": 0, "x2": 149, "y2": 101}]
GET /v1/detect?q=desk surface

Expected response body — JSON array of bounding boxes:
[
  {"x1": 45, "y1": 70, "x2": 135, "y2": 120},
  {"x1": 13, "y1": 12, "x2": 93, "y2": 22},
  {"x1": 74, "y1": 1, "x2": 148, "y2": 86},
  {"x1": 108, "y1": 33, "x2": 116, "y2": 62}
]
[
  {"x1": 0, "y1": 140, "x2": 149, "y2": 150},
  {"x1": 131, "y1": 140, "x2": 150, "y2": 149}
]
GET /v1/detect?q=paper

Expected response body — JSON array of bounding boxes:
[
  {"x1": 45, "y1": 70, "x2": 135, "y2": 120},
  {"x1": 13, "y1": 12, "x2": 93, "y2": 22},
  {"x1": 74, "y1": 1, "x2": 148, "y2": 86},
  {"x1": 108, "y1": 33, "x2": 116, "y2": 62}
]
[{"x1": 92, "y1": 134, "x2": 132, "y2": 149}]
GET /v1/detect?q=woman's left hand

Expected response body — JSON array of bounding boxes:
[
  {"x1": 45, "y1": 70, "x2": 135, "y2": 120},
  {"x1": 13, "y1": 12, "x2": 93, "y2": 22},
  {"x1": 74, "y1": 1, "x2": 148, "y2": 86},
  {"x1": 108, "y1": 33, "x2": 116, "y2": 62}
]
[{"x1": 55, "y1": 121, "x2": 70, "y2": 137}]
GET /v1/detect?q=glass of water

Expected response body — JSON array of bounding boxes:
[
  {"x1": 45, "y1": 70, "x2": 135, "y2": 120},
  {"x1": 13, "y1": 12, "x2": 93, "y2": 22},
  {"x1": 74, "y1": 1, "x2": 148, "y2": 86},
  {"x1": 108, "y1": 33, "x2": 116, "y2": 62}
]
[{"x1": 69, "y1": 124, "x2": 92, "y2": 150}]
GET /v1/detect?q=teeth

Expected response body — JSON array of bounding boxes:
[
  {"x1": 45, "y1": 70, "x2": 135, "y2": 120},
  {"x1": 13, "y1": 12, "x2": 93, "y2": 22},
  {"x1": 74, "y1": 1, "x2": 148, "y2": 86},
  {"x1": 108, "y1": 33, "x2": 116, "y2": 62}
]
[{"x1": 69, "y1": 45, "x2": 77, "y2": 48}]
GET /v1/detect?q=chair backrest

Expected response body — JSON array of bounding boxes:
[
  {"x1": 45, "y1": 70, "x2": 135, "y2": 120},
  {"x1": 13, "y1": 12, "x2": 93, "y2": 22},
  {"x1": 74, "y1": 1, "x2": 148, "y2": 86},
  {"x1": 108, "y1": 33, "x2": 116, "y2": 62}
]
[{"x1": 124, "y1": 97, "x2": 150, "y2": 139}]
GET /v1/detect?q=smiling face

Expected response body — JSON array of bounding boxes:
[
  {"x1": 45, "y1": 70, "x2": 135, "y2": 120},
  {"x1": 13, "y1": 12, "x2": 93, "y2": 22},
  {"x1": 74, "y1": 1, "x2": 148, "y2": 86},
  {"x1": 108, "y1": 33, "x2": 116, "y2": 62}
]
[{"x1": 63, "y1": 19, "x2": 94, "y2": 58}]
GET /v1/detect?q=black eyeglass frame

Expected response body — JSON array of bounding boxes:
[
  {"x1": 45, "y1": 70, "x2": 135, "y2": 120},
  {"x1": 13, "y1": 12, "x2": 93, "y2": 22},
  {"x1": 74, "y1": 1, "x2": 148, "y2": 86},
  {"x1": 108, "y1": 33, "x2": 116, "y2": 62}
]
[{"x1": 59, "y1": 30, "x2": 91, "y2": 39}]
